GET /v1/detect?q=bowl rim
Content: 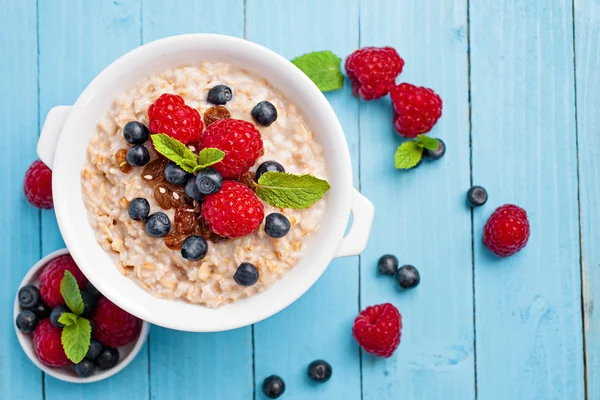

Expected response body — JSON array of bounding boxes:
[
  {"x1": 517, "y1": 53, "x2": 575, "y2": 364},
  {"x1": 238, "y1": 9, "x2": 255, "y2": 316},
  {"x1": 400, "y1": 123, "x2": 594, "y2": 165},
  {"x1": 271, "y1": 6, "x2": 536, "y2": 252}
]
[{"x1": 13, "y1": 248, "x2": 150, "y2": 384}]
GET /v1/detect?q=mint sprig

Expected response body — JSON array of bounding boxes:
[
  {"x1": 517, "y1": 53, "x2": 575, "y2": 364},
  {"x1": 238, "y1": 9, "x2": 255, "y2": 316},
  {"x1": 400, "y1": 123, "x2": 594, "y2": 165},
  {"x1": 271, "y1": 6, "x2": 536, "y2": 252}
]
[
  {"x1": 60, "y1": 271, "x2": 84, "y2": 315},
  {"x1": 151, "y1": 134, "x2": 224, "y2": 173},
  {"x1": 416, "y1": 135, "x2": 439, "y2": 151},
  {"x1": 395, "y1": 135, "x2": 441, "y2": 169},
  {"x1": 255, "y1": 172, "x2": 330, "y2": 209},
  {"x1": 194, "y1": 148, "x2": 225, "y2": 172},
  {"x1": 58, "y1": 312, "x2": 79, "y2": 327},
  {"x1": 291, "y1": 51, "x2": 344, "y2": 92},
  {"x1": 61, "y1": 317, "x2": 91, "y2": 364}
]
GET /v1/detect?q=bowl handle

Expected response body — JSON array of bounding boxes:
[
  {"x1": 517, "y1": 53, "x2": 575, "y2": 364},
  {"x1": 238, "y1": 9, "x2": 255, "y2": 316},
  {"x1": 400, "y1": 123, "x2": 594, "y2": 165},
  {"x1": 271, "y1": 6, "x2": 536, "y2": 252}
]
[
  {"x1": 333, "y1": 189, "x2": 375, "y2": 258},
  {"x1": 37, "y1": 106, "x2": 72, "y2": 170}
]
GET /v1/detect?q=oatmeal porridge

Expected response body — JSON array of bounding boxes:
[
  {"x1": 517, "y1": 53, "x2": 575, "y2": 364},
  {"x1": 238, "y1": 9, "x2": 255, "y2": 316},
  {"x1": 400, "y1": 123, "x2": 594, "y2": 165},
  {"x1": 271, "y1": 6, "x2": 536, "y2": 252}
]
[{"x1": 81, "y1": 62, "x2": 328, "y2": 308}]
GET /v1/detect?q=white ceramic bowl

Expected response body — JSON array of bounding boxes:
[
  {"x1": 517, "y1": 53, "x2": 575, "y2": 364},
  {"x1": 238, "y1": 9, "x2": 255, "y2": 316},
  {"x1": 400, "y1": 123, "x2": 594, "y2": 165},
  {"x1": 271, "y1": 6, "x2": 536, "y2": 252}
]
[
  {"x1": 14, "y1": 248, "x2": 150, "y2": 383},
  {"x1": 37, "y1": 34, "x2": 374, "y2": 332}
]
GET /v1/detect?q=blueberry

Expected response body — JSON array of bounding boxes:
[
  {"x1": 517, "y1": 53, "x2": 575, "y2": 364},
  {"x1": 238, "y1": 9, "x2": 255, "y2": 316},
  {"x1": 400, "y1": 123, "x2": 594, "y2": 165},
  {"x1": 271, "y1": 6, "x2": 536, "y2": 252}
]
[
  {"x1": 195, "y1": 167, "x2": 223, "y2": 195},
  {"x1": 16, "y1": 310, "x2": 38, "y2": 333},
  {"x1": 81, "y1": 290, "x2": 98, "y2": 317},
  {"x1": 466, "y1": 186, "x2": 488, "y2": 207},
  {"x1": 31, "y1": 301, "x2": 51, "y2": 319},
  {"x1": 123, "y1": 121, "x2": 150, "y2": 145},
  {"x1": 128, "y1": 198, "x2": 150, "y2": 221},
  {"x1": 145, "y1": 212, "x2": 171, "y2": 238},
  {"x1": 185, "y1": 177, "x2": 204, "y2": 202},
  {"x1": 396, "y1": 265, "x2": 420, "y2": 289},
  {"x1": 18, "y1": 285, "x2": 40, "y2": 309},
  {"x1": 255, "y1": 161, "x2": 285, "y2": 182},
  {"x1": 233, "y1": 263, "x2": 259, "y2": 286},
  {"x1": 165, "y1": 162, "x2": 191, "y2": 185},
  {"x1": 74, "y1": 359, "x2": 96, "y2": 378},
  {"x1": 85, "y1": 339, "x2": 103, "y2": 361},
  {"x1": 307, "y1": 360, "x2": 332, "y2": 383},
  {"x1": 95, "y1": 347, "x2": 120, "y2": 370},
  {"x1": 50, "y1": 305, "x2": 69, "y2": 328},
  {"x1": 207, "y1": 85, "x2": 233, "y2": 105},
  {"x1": 265, "y1": 213, "x2": 291, "y2": 238},
  {"x1": 87, "y1": 282, "x2": 101, "y2": 298},
  {"x1": 423, "y1": 138, "x2": 446, "y2": 160},
  {"x1": 126, "y1": 145, "x2": 150, "y2": 167},
  {"x1": 181, "y1": 235, "x2": 208, "y2": 261},
  {"x1": 377, "y1": 254, "x2": 398, "y2": 276},
  {"x1": 251, "y1": 101, "x2": 278, "y2": 126},
  {"x1": 262, "y1": 375, "x2": 285, "y2": 399}
]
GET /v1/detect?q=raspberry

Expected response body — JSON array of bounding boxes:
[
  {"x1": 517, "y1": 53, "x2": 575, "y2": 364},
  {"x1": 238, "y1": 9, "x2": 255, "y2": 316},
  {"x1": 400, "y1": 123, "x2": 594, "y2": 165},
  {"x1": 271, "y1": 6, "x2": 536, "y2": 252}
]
[
  {"x1": 345, "y1": 47, "x2": 404, "y2": 100},
  {"x1": 33, "y1": 319, "x2": 71, "y2": 367},
  {"x1": 390, "y1": 83, "x2": 443, "y2": 138},
  {"x1": 199, "y1": 118, "x2": 263, "y2": 179},
  {"x1": 148, "y1": 93, "x2": 203, "y2": 144},
  {"x1": 352, "y1": 303, "x2": 402, "y2": 358},
  {"x1": 483, "y1": 204, "x2": 530, "y2": 257},
  {"x1": 201, "y1": 181, "x2": 264, "y2": 238},
  {"x1": 91, "y1": 297, "x2": 142, "y2": 348},
  {"x1": 39, "y1": 254, "x2": 87, "y2": 308},
  {"x1": 23, "y1": 160, "x2": 53, "y2": 209}
]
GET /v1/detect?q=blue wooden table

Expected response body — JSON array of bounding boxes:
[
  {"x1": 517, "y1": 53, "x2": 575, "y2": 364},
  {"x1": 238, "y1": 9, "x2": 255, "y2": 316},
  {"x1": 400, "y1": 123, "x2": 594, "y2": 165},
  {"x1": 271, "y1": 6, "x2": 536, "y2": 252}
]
[{"x1": 1, "y1": 0, "x2": 598, "y2": 399}]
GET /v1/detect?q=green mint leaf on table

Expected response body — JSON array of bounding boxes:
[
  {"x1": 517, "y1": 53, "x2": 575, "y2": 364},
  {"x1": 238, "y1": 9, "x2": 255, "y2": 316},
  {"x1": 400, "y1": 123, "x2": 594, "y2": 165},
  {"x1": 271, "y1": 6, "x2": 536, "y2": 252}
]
[
  {"x1": 395, "y1": 141, "x2": 423, "y2": 169},
  {"x1": 151, "y1": 134, "x2": 198, "y2": 173},
  {"x1": 416, "y1": 135, "x2": 439, "y2": 151},
  {"x1": 61, "y1": 317, "x2": 91, "y2": 364},
  {"x1": 60, "y1": 271, "x2": 84, "y2": 315},
  {"x1": 291, "y1": 51, "x2": 344, "y2": 92},
  {"x1": 194, "y1": 148, "x2": 225, "y2": 171},
  {"x1": 255, "y1": 172, "x2": 331, "y2": 209},
  {"x1": 58, "y1": 312, "x2": 79, "y2": 327}
]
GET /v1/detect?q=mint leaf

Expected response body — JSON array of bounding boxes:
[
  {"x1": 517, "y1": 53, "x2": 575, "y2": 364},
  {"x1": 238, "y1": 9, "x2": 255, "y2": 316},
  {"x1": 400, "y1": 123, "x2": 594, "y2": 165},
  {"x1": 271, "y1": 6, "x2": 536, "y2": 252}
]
[
  {"x1": 291, "y1": 51, "x2": 344, "y2": 92},
  {"x1": 58, "y1": 312, "x2": 79, "y2": 327},
  {"x1": 194, "y1": 148, "x2": 225, "y2": 172},
  {"x1": 416, "y1": 135, "x2": 439, "y2": 151},
  {"x1": 395, "y1": 141, "x2": 423, "y2": 169},
  {"x1": 61, "y1": 317, "x2": 91, "y2": 364},
  {"x1": 255, "y1": 172, "x2": 330, "y2": 209},
  {"x1": 151, "y1": 134, "x2": 198, "y2": 173},
  {"x1": 60, "y1": 271, "x2": 84, "y2": 315}
]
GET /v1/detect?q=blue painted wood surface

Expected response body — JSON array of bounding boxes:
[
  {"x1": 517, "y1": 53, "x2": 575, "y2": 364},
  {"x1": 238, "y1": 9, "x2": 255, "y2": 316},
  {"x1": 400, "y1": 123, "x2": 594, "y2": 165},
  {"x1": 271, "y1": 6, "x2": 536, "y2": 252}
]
[{"x1": 0, "y1": 0, "x2": 597, "y2": 398}]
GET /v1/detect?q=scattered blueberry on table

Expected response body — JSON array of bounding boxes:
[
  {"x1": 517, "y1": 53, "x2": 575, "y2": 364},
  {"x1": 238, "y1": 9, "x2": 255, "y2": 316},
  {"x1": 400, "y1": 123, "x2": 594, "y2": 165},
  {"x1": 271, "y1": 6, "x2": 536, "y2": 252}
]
[
  {"x1": 423, "y1": 138, "x2": 446, "y2": 160},
  {"x1": 396, "y1": 265, "x2": 420, "y2": 289},
  {"x1": 308, "y1": 359, "x2": 332, "y2": 382},
  {"x1": 377, "y1": 254, "x2": 398, "y2": 276},
  {"x1": 262, "y1": 375, "x2": 285, "y2": 399},
  {"x1": 466, "y1": 185, "x2": 488, "y2": 207}
]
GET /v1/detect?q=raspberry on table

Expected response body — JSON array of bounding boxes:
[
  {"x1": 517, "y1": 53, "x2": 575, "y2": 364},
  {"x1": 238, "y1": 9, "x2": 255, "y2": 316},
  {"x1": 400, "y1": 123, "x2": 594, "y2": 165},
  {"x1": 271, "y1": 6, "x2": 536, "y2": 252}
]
[
  {"x1": 33, "y1": 319, "x2": 71, "y2": 367},
  {"x1": 92, "y1": 297, "x2": 142, "y2": 348},
  {"x1": 23, "y1": 160, "x2": 53, "y2": 209},
  {"x1": 345, "y1": 47, "x2": 404, "y2": 100},
  {"x1": 483, "y1": 204, "x2": 530, "y2": 257},
  {"x1": 201, "y1": 181, "x2": 265, "y2": 238},
  {"x1": 148, "y1": 93, "x2": 203, "y2": 144},
  {"x1": 390, "y1": 83, "x2": 443, "y2": 138},
  {"x1": 199, "y1": 118, "x2": 263, "y2": 178},
  {"x1": 39, "y1": 254, "x2": 88, "y2": 308},
  {"x1": 352, "y1": 303, "x2": 402, "y2": 358}
]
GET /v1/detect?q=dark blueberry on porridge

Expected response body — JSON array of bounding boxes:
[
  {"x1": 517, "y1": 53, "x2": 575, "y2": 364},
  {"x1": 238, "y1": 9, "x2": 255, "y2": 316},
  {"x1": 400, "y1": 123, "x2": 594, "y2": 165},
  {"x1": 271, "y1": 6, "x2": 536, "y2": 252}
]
[
  {"x1": 164, "y1": 162, "x2": 192, "y2": 186},
  {"x1": 308, "y1": 359, "x2": 332, "y2": 382},
  {"x1": 181, "y1": 235, "x2": 208, "y2": 261},
  {"x1": 86, "y1": 282, "x2": 101, "y2": 298},
  {"x1": 81, "y1": 290, "x2": 98, "y2": 317},
  {"x1": 128, "y1": 198, "x2": 150, "y2": 221},
  {"x1": 234, "y1": 262, "x2": 259, "y2": 286},
  {"x1": 123, "y1": 121, "x2": 150, "y2": 145},
  {"x1": 262, "y1": 375, "x2": 285, "y2": 399},
  {"x1": 145, "y1": 212, "x2": 171, "y2": 238},
  {"x1": 255, "y1": 161, "x2": 285, "y2": 182},
  {"x1": 15, "y1": 310, "x2": 38, "y2": 333},
  {"x1": 85, "y1": 339, "x2": 103, "y2": 361},
  {"x1": 265, "y1": 213, "x2": 291, "y2": 238},
  {"x1": 50, "y1": 305, "x2": 69, "y2": 328},
  {"x1": 251, "y1": 101, "x2": 278, "y2": 126},
  {"x1": 207, "y1": 84, "x2": 233, "y2": 105},
  {"x1": 96, "y1": 347, "x2": 119, "y2": 370},
  {"x1": 377, "y1": 254, "x2": 398, "y2": 276},
  {"x1": 396, "y1": 265, "x2": 420, "y2": 289},
  {"x1": 185, "y1": 177, "x2": 204, "y2": 201},
  {"x1": 195, "y1": 167, "x2": 223, "y2": 195},
  {"x1": 74, "y1": 359, "x2": 96, "y2": 378},
  {"x1": 126, "y1": 145, "x2": 150, "y2": 167},
  {"x1": 31, "y1": 301, "x2": 50, "y2": 319},
  {"x1": 18, "y1": 285, "x2": 40, "y2": 309}
]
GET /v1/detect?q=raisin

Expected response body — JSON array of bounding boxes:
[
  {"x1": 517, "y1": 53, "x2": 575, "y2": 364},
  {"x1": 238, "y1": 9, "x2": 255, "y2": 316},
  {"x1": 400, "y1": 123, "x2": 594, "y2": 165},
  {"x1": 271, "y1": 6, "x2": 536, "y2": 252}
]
[
  {"x1": 174, "y1": 207, "x2": 197, "y2": 234},
  {"x1": 238, "y1": 172, "x2": 256, "y2": 192},
  {"x1": 116, "y1": 149, "x2": 133, "y2": 173},
  {"x1": 203, "y1": 106, "x2": 231, "y2": 127},
  {"x1": 164, "y1": 231, "x2": 188, "y2": 250},
  {"x1": 196, "y1": 218, "x2": 227, "y2": 243},
  {"x1": 141, "y1": 158, "x2": 169, "y2": 185},
  {"x1": 154, "y1": 184, "x2": 187, "y2": 210}
]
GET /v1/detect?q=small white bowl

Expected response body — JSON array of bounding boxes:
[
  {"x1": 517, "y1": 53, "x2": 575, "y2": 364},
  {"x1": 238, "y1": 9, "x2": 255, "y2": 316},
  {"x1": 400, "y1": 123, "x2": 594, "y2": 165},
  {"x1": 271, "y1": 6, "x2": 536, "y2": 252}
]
[{"x1": 14, "y1": 248, "x2": 150, "y2": 384}]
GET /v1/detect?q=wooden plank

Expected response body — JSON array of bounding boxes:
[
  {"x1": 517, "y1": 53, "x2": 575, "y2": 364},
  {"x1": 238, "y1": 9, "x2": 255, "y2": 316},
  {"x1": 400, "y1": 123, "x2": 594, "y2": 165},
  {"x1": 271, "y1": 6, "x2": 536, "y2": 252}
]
[
  {"x1": 37, "y1": 1, "x2": 150, "y2": 398},
  {"x1": 574, "y1": 0, "x2": 600, "y2": 398},
  {"x1": 140, "y1": 1, "x2": 254, "y2": 399},
  {"x1": 246, "y1": 1, "x2": 362, "y2": 399},
  {"x1": 358, "y1": 0, "x2": 475, "y2": 399},
  {"x1": 470, "y1": 1, "x2": 584, "y2": 399},
  {"x1": 0, "y1": 1, "x2": 43, "y2": 399}
]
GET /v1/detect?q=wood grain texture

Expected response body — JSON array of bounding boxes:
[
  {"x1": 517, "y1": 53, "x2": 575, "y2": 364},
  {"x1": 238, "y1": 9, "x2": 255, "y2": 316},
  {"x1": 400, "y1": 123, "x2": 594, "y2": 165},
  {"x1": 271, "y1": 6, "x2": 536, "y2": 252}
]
[
  {"x1": 358, "y1": 1, "x2": 475, "y2": 399},
  {"x1": 0, "y1": 1, "x2": 43, "y2": 399},
  {"x1": 574, "y1": 0, "x2": 600, "y2": 398},
  {"x1": 470, "y1": 0, "x2": 584, "y2": 399}
]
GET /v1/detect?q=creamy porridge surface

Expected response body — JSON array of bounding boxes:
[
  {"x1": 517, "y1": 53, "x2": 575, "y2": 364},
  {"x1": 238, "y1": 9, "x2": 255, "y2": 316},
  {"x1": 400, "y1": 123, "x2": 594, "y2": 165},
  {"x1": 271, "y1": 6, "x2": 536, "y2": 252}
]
[{"x1": 81, "y1": 62, "x2": 327, "y2": 308}]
